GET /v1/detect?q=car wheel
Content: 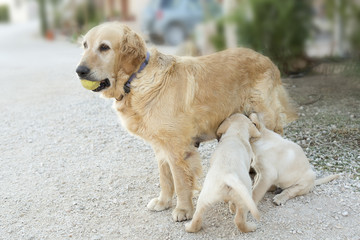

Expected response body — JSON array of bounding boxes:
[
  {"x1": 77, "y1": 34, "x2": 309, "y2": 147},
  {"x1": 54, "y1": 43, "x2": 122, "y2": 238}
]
[{"x1": 164, "y1": 24, "x2": 186, "y2": 46}]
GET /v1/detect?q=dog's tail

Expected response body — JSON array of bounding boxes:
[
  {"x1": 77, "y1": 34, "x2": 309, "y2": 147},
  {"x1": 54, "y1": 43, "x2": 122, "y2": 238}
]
[
  {"x1": 314, "y1": 174, "x2": 340, "y2": 185},
  {"x1": 224, "y1": 175, "x2": 260, "y2": 221},
  {"x1": 276, "y1": 84, "x2": 298, "y2": 126},
  {"x1": 270, "y1": 61, "x2": 298, "y2": 126}
]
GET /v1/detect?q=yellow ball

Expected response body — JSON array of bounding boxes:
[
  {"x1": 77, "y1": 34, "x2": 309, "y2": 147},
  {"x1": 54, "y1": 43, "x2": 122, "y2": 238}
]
[{"x1": 80, "y1": 79, "x2": 101, "y2": 90}]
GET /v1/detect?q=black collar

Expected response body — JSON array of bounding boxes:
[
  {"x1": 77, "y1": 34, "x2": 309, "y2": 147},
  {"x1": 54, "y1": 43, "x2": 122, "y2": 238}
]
[{"x1": 123, "y1": 51, "x2": 150, "y2": 94}]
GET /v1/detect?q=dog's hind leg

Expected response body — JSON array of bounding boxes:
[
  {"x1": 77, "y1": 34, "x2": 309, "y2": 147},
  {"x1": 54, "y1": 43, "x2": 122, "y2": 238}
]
[
  {"x1": 184, "y1": 197, "x2": 208, "y2": 233},
  {"x1": 273, "y1": 183, "x2": 313, "y2": 205},
  {"x1": 185, "y1": 173, "x2": 220, "y2": 232},
  {"x1": 233, "y1": 202, "x2": 257, "y2": 233},
  {"x1": 273, "y1": 171, "x2": 315, "y2": 205},
  {"x1": 252, "y1": 172, "x2": 276, "y2": 205}
]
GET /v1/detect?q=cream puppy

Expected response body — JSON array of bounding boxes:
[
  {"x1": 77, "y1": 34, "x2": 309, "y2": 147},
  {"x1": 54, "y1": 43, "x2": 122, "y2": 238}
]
[
  {"x1": 249, "y1": 113, "x2": 339, "y2": 206},
  {"x1": 185, "y1": 114, "x2": 260, "y2": 233}
]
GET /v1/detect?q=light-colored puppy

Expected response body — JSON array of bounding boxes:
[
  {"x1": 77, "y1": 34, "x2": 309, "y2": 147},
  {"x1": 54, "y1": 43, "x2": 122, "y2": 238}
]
[
  {"x1": 76, "y1": 22, "x2": 297, "y2": 221},
  {"x1": 249, "y1": 113, "x2": 339, "y2": 206},
  {"x1": 185, "y1": 114, "x2": 260, "y2": 233}
]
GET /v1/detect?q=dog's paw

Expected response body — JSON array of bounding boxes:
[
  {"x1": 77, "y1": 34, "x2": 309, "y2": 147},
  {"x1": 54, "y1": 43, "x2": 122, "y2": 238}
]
[
  {"x1": 273, "y1": 194, "x2": 288, "y2": 206},
  {"x1": 228, "y1": 201, "x2": 236, "y2": 214},
  {"x1": 147, "y1": 197, "x2": 171, "y2": 211},
  {"x1": 237, "y1": 222, "x2": 257, "y2": 233},
  {"x1": 185, "y1": 221, "x2": 201, "y2": 233},
  {"x1": 172, "y1": 207, "x2": 194, "y2": 222},
  {"x1": 245, "y1": 222, "x2": 257, "y2": 232}
]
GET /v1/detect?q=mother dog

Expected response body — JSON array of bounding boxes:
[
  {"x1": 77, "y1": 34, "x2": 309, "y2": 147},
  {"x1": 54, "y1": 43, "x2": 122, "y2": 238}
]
[{"x1": 76, "y1": 22, "x2": 297, "y2": 222}]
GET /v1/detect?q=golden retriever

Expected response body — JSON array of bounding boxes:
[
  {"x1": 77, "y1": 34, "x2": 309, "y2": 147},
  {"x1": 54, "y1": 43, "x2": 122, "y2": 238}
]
[
  {"x1": 185, "y1": 114, "x2": 260, "y2": 233},
  {"x1": 249, "y1": 113, "x2": 339, "y2": 205},
  {"x1": 76, "y1": 22, "x2": 297, "y2": 221}
]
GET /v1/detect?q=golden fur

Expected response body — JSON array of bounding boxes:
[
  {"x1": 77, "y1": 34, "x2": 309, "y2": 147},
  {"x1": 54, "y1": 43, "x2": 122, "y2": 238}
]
[{"x1": 77, "y1": 22, "x2": 297, "y2": 221}]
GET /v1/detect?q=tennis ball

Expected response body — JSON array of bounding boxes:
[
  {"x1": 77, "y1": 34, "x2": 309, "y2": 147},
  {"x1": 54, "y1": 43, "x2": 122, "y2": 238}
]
[{"x1": 80, "y1": 79, "x2": 100, "y2": 90}]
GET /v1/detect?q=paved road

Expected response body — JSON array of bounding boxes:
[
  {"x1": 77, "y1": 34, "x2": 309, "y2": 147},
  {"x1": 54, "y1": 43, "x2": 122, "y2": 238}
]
[{"x1": 0, "y1": 21, "x2": 81, "y2": 105}]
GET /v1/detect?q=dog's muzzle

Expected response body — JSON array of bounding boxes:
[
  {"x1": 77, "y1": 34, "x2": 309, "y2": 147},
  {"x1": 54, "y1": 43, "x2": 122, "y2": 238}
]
[
  {"x1": 76, "y1": 65, "x2": 111, "y2": 92},
  {"x1": 92, "y1": 79, "x2": 110, "y2": 92}
]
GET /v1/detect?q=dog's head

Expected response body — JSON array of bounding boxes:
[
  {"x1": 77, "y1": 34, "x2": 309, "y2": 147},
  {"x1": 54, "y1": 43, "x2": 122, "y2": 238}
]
[
  {"x1": 76, "y1": 22, "x2": 147, "y2": 98},
  {"x1": 217, "y1": 113, "x2": 260, "y2": 140}
]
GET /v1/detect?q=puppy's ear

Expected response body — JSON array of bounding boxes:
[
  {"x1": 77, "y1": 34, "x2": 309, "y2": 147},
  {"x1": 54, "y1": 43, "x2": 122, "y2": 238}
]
[
  {"x1": 216, "y1": 118, "x2": 232, "y2": 139},
  {"x1": 249, "y1": 113, "x2": 261, "y2": 130},
  {"x1": 117, "y1": 26, "x2": 147, "y2": 75},
  {"x1": 249, "y1": 122, "x2": 261, "y2": 140}
]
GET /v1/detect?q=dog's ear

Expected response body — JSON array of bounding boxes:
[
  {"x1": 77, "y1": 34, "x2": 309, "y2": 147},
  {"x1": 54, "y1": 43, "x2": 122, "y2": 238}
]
[
  {"x1": 216, "y1": 118, "x2": 232, "y2": 139},
  {"x1": 117, "y1": 26, "x2": 147, "y2": 75},
  {"x1": 249, "y1": 113, "x2": 261, "y2": 130},
  {"x1": 249, "y1": 122, "x2": 261, "y2": 140}
]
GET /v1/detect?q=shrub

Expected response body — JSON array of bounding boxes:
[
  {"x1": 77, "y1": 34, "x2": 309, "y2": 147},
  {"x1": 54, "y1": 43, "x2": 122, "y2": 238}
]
[
  {"x1": 212, "y1": 0, "x2": 313, "y2": 74},
  {"x1": 0, "y1": 5, "x2": 10, "y2": 22}
]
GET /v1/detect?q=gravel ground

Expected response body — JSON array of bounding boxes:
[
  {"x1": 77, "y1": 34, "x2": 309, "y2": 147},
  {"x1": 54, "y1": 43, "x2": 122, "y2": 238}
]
[{"x1": 0, "y1": 22, "x2": 359, "y2": 240}]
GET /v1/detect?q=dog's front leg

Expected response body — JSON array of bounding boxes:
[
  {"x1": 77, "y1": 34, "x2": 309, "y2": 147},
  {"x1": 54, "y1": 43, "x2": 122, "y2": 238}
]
[
  {"x1": 148, "y1": 145, "x2": 201, "y2": 221},
  {"x1": 168, "y1": 155, "x2": 196, "y2": 222},
  {"x1": 169, "y1": 147, "x2": 201, "y2": 222},
  {"x1": 147, "y1": 149, "x2": 174, "y2": 211}
]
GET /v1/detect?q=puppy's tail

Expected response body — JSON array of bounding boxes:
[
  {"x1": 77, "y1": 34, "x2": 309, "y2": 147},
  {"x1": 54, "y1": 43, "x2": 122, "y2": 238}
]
[
  {"x1": 315, "y1": 174, "x2": 340, "y2": 185},
  {"x1": 224, "y1": 175, "x2": 260, "y2": 221}
]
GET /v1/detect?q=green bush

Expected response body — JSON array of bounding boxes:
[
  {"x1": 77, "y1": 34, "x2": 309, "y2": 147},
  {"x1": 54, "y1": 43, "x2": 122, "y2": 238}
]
[
  {"x1": 0, "y1": 5, "x2": 10, "y2": 22},
  {"x1": 212, "y1": 0, "x2": 312, "y2": 74}
]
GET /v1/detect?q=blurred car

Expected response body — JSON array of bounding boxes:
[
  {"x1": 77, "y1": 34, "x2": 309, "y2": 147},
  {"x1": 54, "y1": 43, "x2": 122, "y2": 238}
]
[{"x1": 142, "y1": 0, "x2": 205, "y2": 46}]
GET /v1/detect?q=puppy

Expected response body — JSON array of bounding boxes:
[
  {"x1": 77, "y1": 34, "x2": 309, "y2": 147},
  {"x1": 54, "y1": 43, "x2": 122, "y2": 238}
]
[
  {"x1": 185, "y1": 114, "x2": 260, "y2": 233},
  {"x1": 76, "y1": 22, "x2": 297, "y2": 221},
  {"x1": 249, "y1": 113, "x2": 339, "y2": 205}
]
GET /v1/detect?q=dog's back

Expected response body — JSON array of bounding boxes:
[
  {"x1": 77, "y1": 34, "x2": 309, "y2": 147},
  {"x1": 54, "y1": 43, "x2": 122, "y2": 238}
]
[{"x1": 148, "y1": 48, "x2": 296, "y2": 143}]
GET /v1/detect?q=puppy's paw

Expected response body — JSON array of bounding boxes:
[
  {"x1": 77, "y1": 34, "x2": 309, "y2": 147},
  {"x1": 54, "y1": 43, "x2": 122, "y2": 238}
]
[
  {"x1": 238, "y1": 222, "x2": 257, "y2": 233},
  {"x1": 172, "y1": 207, "x2": 194, "y2": 222},
  {"x1": 228, "y1": 201, "x2": 236, "y2": 214},
  {"x1": 185, "y1": 221, "x2": 201, "y2": 233},
  {"x1": 147, "y1": 197, "x2": 171, "y2": 211},
  {"x1": 273, "y1": 194, "x2": 288, "y2": 206}
]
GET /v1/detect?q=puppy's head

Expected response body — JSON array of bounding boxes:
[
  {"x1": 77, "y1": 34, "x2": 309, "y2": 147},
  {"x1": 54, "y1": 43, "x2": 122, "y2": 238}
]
[
  {"x1": 216, "y1": 113, "x2": 242, "y2": 138},
  {"x1": 76, "y1": 22, "x2": 147, "y2": 98},
  {"x1": 217, "y1": 113, "x2": 260, "y2": 140}
]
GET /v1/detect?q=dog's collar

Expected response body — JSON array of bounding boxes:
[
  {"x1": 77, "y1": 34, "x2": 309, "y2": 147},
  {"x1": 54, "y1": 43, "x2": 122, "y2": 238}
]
[{"x1": 123, "y1": 51, "x2": 150, "y2": 94}]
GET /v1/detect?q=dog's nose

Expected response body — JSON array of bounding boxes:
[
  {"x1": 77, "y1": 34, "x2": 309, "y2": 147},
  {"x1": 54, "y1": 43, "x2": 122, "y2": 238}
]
[{"x1": 76, "y1": 65, "x2": 90, "y2": 78}]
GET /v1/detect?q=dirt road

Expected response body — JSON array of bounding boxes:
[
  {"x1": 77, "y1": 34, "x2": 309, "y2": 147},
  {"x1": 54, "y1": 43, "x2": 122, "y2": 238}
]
[{"x1": 0, "y1": 21, "x2": 359, "y2": 240}]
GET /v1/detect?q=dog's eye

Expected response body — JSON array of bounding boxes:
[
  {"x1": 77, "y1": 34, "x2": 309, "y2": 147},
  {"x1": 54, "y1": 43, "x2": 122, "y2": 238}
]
[
  {"x1": 83, "y1": 41, "x2": 88, "y2": 49},
  {"x1": 99, "y1": 44, "x2": 110, "y2": 52}
]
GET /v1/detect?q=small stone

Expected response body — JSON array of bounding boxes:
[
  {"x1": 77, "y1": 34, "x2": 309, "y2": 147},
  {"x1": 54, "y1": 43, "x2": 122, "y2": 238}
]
[{"x1": 341, "y1": 211, "x2": 348, "y2": 216}]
